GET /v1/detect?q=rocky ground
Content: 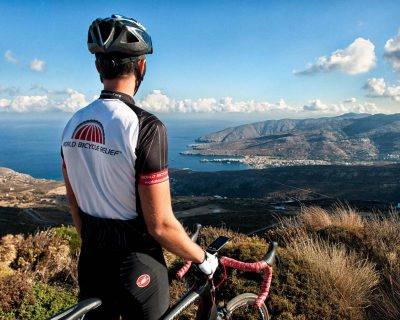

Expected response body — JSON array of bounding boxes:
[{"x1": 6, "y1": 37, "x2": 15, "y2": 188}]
[{"x1": 0, "y1": 168, "x2": 69, "y2": 236}]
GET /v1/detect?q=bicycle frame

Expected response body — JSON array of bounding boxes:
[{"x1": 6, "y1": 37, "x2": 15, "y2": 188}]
[{"x1": 161, "y1": 279, "x2": 219, "y2": 320}]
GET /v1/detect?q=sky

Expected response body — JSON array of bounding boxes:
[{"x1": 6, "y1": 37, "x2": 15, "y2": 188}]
[{"x1": 0, "y1": 0, "x2": 399, "y2": 121}]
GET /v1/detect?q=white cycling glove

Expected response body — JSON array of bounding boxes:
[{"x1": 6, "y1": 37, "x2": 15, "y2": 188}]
[{"x1": 197, "y1": 251, "x2": 219, "y2": 276}]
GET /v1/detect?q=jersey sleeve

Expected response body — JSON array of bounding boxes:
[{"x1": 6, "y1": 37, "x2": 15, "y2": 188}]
[{"x1": 136, "y1": 117, "x2": 169, "y2": 185}]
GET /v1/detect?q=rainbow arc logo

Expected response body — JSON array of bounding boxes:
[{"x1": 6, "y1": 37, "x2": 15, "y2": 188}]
[{"x1": 72, "y1": 120, "x2": 105, "y2": 144}]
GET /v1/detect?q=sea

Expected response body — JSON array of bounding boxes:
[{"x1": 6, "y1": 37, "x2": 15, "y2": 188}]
[{"x1": 0, "y1": 114, "x2": 249, "y2": 180}]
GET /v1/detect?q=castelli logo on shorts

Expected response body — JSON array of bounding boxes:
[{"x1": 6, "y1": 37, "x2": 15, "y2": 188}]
[
  {"x1": 72, "y1": 120, "x2": 105, "y2": 144},
  {"x1": 136, "y1": 274, "x2": 151, "y2": 288}
]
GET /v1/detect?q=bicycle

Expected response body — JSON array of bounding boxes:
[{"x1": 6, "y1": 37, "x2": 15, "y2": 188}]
[{"x1": 49, "y1": 224, "x2": 277, "y2": 320}]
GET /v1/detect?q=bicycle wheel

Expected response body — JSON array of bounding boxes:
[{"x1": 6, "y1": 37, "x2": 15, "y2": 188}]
[{"x1": 225, "y1": 293, "x2": 269, "y2": 320}]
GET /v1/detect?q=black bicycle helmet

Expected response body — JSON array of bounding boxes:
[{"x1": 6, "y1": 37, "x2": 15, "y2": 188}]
[{"x1": 87, "y1": 14, "x2": 153, "y2": 57}]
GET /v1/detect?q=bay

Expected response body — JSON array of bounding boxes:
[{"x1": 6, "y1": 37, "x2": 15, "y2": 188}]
[{"x1": 0, "y1": 114, "x2": 249, "y2": 180}]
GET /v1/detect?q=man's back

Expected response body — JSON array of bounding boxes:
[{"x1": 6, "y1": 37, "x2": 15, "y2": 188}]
[{"x1": 61, "y1": 91, "x2": 168, "y2": 220}]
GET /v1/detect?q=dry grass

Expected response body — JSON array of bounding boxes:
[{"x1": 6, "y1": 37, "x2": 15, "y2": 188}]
[
  {"x1": 272, "y1": 205, "x2": 400, "y2": 320},
  {"x1": 296, "y1": 206, "x2": 332, "y2": 230},
  {"x1": 372, "y1": 271, "x2": 400, "y2": 320},
  {"x1": 287, "y1": 235, "x2": 379, "y2": 314},
  {"x1": 295, "y1": 205, "x2": 364, "y2": 232}
]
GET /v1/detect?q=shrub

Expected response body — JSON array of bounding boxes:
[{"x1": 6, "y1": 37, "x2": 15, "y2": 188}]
[
  {"x1": 0, "y1": 272, "x2": 33, "y2": 315},
  {"x1": 53, "y1": 226, "x2": 81, "y2": 255},
  {"x1": 18, "y1": 282, "x2": 76, "y2": 320},
  {"x1": 9, "y1": 229, "x2": 77, "y2": 286}
]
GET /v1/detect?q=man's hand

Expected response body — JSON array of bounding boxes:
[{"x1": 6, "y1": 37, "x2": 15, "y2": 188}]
[{"x1": 196, "y1": 252, "x2": 219, "y2": 276}]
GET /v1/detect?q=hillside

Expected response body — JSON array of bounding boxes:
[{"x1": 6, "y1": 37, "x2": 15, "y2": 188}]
[
  {"x1": 0, "y1": 165, "x2": 397, "y2": 237},
  {"x1": 191, "y1": 113, "x2": 400, "y2": 161},
  {"x1": 0, "y1": 206, "x2": 399, "y2": 320},
  {"x1": 171, "y1": 163, "x2": 400, "y2": 202},
  {"x1": 1, "y1": 165, "x2": 397, "y2": 238},
  {"x1": 0, "y1": 168, "x2": 69, "y2": 236}
]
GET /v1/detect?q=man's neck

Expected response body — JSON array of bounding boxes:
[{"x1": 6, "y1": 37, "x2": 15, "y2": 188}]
[{"x1": 103, "y1": 78, "x2": 136, "y2": 97}]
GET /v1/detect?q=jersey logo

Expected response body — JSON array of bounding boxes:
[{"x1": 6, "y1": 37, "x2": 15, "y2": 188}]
[
  {"x1": 136, "y1": 274, "x2": 151, "y2": 288},
  {"x1": 72, "y1": 120, "x2": 105, "y2": 144}
]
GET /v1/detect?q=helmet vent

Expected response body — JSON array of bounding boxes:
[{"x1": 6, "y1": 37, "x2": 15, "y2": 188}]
[
  {"x1": 98, "y1": 21, "x2": 113, "y2": 43},
  {"x1": 112, "y1": 24, "x2": 123, "y2": 42},
  {"x1": 126, "y1": 31, "x2": 139, "y2": 43}
]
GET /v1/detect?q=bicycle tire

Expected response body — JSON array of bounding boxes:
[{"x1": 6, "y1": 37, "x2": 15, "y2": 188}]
[{"x1": 225, "y1": 293, "x2": 270, "y2": 320}]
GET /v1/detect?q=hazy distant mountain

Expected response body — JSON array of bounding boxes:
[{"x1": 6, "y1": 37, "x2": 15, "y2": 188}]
[{"x1": 194, "y1": 113, "x2": 400, "y2": 161}]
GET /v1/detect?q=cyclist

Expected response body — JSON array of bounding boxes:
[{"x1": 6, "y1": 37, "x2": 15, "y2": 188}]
[{"x1": 61, "y1": 14, "x2": 218, "y2": 319}]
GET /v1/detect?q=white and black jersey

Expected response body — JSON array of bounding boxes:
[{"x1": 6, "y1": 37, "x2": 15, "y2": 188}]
[{"x1": 61, "y1": 90, "x2": 168, "y2": 221}]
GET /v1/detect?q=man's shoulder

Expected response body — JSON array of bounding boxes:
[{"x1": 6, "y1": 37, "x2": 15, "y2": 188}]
[
  {"x1": 127, "y1": 103, "x2": 165, "y2": 130},
  {"x1": 67, "y1": 100, "x2": 97, "y2": 121}
]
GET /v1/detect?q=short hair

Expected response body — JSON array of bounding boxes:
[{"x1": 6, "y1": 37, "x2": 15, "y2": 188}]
[{"x1": 95, "y1": 53, "x2": 142, "y2": 80}]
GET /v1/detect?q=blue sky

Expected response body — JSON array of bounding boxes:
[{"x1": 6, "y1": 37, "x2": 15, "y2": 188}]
[{"x1": 0, "y1": 0, "x2": 399, "y2": 119}]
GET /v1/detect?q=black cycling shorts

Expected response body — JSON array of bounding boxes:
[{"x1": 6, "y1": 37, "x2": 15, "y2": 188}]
[
  {"x1": 77, "y1": 210, "x2": 170, "y2": 320},
  {"x1": 78, "y1": 247, "x2": 170, "y2": 320}
]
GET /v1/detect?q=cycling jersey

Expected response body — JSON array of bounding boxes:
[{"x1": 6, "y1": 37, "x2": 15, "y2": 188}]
[
  {"x1": 61, "y1": 90, "x2": 170, "y2": 319},
  {"x1": 61, "y1": 90, "x2": 169, "y2": 221}
]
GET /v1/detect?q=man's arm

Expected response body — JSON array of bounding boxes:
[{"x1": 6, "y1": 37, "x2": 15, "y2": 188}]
[
  {"x1": 62, "y1": 166, "x2": 82, "y2": 236},
  {"x1": 139, "y1": 179, "x2": 205, "y2": 263}
]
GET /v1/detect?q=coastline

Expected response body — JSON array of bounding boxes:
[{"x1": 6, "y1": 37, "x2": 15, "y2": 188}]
[{"x1": 180, "y1": 150, "x2": 395, "y2": 169}]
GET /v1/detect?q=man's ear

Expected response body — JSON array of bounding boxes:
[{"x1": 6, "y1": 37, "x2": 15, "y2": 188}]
[{"x1": 138, "y1": 59, "x2": 147, "y2": 78}]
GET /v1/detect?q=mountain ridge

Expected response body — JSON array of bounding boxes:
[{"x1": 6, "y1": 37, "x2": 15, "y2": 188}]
[{"x1": 193, "y1": 113, "x2": 400, "y2": 161}]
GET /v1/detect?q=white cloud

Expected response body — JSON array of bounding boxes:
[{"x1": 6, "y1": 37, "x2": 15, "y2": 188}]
[
  {"x1": 0, "y1": 86, "x2": 387, "y2": 115},
  {"x1": 0, "y1": 98, "x2": 11, "y2": 109},
  {"x1": 332, "y1": 102, "x2": 379, "y2": 114},
  {"x1": 303, "y1": 99, "x2": 328, "y2": 111},
  {"x1": 55, "y1": 89, "x2": 88, "y2": 112},
  {"x1": 138, "y1": 90, "x2": 297, "y2": 113},
  {"x1": 4, "y1": 50, "x2": 18, "y2": 64},
  {"x1": 364, "y1": 78, "x2": 386, "y2": 96},
  {"x1": 8, "y1": 95, "x2": 50, "y2": 112},
  {"x1": 303, "y1": 99, "x2": 379, "y2": 114},
  {"x1": 0, "y1": 87, "x2": 88, "y2": 113},
  {"x1": 343, "y1": 97, "x2": 357, "y2": 103},
  {"x1": 294, "y1": 38, "x2": 376, "y2": 75},
  {"x1": 364, "y1": 78, "x2": 400, "y2": 101},
  {"x1": 138, "y1": 90, "x2": 385, "y2": 115},
  {"x1": 384, "y1": 30, "x2": 400, "y2": 72},
  {"x1": 30, "y1": 59, "x2": 45, "y2": 72}
]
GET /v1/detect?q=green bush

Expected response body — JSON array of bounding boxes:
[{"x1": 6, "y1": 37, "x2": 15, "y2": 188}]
[
  {"x1": 18, "y1": 282, "x2": 76, "y2": 320},
  {"x1": 0, "y1": 310, "x2": 15, "y2": 320},
  {"x1": 53, "y1": 226, "x2": 81, "y2": 255}
]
